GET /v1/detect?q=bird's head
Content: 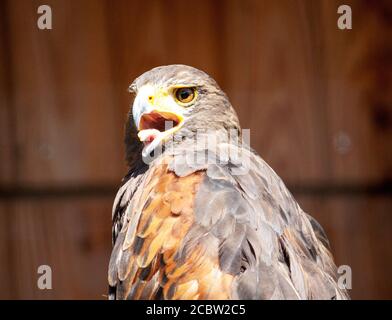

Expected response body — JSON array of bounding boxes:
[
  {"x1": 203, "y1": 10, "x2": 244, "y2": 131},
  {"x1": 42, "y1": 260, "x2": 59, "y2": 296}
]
[{"x1": 125, "y1": 65, "x2": 241, "y2": 165}]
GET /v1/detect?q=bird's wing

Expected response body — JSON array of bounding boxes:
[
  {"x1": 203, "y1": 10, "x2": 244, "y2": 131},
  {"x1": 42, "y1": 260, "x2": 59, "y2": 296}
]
[
  {"x1": 109, "y1": 143, "x2": 349, "y2": 300},
  {"x1": 167, "y1": 142, "x2": 349, "y2": 300},
  {"x1": 108, "y1": 159, "x2": 233, "y2": 299}
]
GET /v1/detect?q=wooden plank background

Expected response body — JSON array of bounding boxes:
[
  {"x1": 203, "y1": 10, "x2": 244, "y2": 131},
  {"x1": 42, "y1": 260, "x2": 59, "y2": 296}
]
[{"x1": 0, "y1": 0, "x2": 391, "y2": 299}]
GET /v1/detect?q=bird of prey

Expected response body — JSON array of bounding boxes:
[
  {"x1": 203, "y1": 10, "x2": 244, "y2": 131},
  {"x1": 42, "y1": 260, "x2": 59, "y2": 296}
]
[{"x1": 108, "y1": 65, "x2": 349, "y2": 300}]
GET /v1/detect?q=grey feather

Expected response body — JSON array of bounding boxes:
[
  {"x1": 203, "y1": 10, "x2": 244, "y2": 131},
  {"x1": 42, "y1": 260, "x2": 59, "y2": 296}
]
[{"x1": 165, "y1": 138, "x2": 349, "y2": 300}]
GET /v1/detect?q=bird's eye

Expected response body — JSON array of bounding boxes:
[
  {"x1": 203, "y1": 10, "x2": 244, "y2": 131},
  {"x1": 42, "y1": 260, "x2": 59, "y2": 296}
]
[{"x1": 174, "y1": 87, "x2": 196, "y2": 105}]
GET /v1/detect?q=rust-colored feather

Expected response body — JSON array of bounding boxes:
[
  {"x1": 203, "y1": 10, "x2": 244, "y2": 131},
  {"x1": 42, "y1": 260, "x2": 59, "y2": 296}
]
[{"x1": 111, "y1": 161, "x2": 234, "y2": 299}]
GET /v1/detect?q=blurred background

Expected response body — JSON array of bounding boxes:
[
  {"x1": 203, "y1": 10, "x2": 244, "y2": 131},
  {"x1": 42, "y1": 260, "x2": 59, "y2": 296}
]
[{"x1": 0, "y1": 0, "x2": 391, "y2": 299}]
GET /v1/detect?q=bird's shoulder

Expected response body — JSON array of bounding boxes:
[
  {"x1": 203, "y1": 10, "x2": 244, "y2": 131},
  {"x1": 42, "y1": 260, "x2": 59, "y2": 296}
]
[
  {"x1": 110, "y1": 144, "x2": 348, "y2": 299},
  {"x1": 109, "y1": 156, "x2": 234, "y2": 299}
]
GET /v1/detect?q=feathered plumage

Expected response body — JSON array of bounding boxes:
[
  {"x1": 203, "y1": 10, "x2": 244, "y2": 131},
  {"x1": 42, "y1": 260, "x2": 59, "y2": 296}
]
[{"x1": 108, "y1": 65, "x2": 349, "y2": 300}]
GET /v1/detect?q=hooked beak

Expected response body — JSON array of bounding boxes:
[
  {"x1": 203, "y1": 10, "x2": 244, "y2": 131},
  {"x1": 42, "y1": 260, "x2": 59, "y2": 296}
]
[{"x1": 132, "y1": 85, "x2": 184, "y2": 157}]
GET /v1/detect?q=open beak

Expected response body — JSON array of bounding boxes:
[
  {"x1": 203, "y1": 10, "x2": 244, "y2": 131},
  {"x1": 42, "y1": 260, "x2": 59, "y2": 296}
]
[{"x1": 132, "y1": 86, "x2": 185, "y2": 156}]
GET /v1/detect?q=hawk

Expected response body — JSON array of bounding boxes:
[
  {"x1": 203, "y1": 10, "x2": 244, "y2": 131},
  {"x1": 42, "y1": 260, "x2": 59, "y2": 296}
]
[{"x1": 108, "y1": 65, "x2": 349, "y2": 300}]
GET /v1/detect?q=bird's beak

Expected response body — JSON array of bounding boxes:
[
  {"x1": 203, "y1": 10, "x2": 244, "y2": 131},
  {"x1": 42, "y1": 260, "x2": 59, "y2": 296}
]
[{"x1": 132, "y1": 85, "x2": 185, "y2": 156}]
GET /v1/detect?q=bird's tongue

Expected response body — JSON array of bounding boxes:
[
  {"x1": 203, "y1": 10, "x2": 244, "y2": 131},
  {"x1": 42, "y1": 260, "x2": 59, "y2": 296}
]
[{"x1": 138, "y1": 129, "x2": 162, "y2": 145}]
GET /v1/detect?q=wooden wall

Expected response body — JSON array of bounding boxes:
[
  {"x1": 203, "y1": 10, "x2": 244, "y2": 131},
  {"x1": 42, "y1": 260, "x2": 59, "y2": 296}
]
[{"x1": 0, "y1": 0, "x2": 391, "y2": 299}]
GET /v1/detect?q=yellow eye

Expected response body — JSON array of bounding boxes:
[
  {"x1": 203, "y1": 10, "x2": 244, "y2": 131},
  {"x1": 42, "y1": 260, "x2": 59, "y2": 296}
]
[{"x1": 174, "y1": 87, "x2": 196, "y2": 105}]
